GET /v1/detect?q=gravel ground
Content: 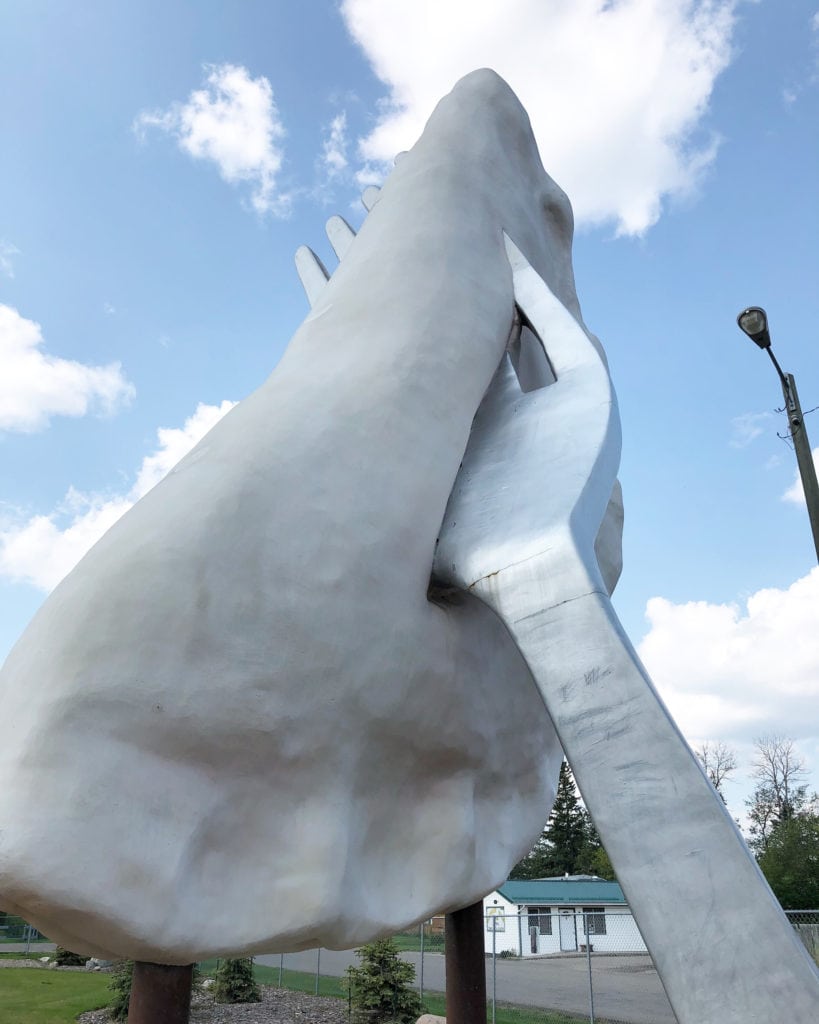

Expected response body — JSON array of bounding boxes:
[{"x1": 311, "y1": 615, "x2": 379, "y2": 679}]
[
  {"x1": 77, "y1": 986, "x2": 350, "y2": 1024},
  {"x1": 0, "y1": 957, "x2": 94, "y2": 971}
]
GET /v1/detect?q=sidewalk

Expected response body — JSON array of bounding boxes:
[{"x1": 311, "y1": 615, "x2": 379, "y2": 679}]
[{"x1": 0, "y1": 942, "x2": 56, "y2": 954}]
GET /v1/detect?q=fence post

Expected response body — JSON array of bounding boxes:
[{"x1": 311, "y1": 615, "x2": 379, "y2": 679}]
[
  {"x1": 583, "y1": 912, "x2": 595, "y2": 1024},
  {"x1": 315, "y1": 948, "x2": 321, "y2": 996},
  {"x1": 445, "y1": 901, "x2": 487, "y2": 1024},
  {"x1": 419, "y1": 920, "x2": 425, "y2": 1002},
  {"x1": 491, "y1": 919, "x2": 497, "y2": 1024},
  {"x1": 278, "y1": 953, "x2": 283, "y2": 988}
]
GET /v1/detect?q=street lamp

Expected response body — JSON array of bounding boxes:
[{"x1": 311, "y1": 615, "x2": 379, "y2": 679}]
[{"x1": 737, "y1": 306, "x2": 819, "y2": 563}]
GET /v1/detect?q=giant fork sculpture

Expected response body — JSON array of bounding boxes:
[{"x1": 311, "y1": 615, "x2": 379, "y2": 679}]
[
  {"x1": 296, "y1": 77, "x2": 819, "y2": 1024},
  {"x1": 0, "y1": 70, "x2": 816, "y2": 1024}
]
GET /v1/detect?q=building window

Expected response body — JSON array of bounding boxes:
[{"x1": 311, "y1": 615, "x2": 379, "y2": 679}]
[
  {"x1": 582, "y1": 907, "x2": 606, "y2": 935},
  {"x1": 526, "y1": 906, "x2": 552, "y2": 935}
]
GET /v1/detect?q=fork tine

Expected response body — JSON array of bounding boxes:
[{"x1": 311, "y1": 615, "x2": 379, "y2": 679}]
[
  {"x1": 326, "y1": 216, "x2": 356, "y2": 262},
  {"x1": 504, "y1": 234, "x2": 601, "y2": 381},
  {"x1": 294, "y1": 245, "x2": 330, "y2": 308}
]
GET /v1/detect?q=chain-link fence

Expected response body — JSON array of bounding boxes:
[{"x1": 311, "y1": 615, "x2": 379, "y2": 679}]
[
  {"x1": 4, "y1": 908, "x2": 818, "y2": 1023},
  {"x1": 0, "y1": 912, "x2": 46, "y2": 953},
  {"x1": 253, "y1": 913, "x2": 670, "y2": 1023},
  {"x1": 786, "y1": 910, "x2": 819, "y2": 964},
  {"x1": 413, "y1": 912, "x2": 664, "y2": 1024},
  {"x1": 282, "y1": 910, "x2": 819, "y2": 1024}
]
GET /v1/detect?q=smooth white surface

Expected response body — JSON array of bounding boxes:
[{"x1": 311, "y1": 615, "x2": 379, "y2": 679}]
[
  {"x1": 0, "y1": 71, "x2": 572, "y2": 963},
  {"x1": 435, "y1": 240, "x2": 819, "y2": 1021}
]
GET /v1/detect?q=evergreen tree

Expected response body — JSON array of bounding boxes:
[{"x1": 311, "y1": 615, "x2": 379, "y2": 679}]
[
  {"x1": 510, "y1": 759, "x2": 615, "y2": 879},
  {"x1": 54, "y1": 946, "x2": 87, "y2": 966},
  {"x1": 575, "y1": 813, "x2": 616, "y2": 880},
  {"x1": 544, "y1": 761, "x2": 589, "y2": 874},
  {"x1": 108, "y1": 960, "x2": 134, "y2": 1022},
  {"x1": 344, "y1": 939, "x2": 423, "y2": 1024},
  {"x1": 213, "y1": 957, "x2": 261, "y2": 1004}
]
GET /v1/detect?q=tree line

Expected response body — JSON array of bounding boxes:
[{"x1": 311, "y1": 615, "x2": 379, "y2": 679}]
[{"x1": 511, "y1": 735, "x2": 818, "y2": 909}]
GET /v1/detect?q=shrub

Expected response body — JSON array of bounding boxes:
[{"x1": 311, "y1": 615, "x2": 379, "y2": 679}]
[
  {"x1": 344, "y1": 938, "x2": 424, "y2": 1024},
  {"x1": 108, "y1": 960, "x2": 134, "y2": 1021},
  {"x1": 54, "y1": 945, "x2": 87, "y2": 966},
  {"x1": 213, "y1": 957, "x2": 261, "y2": 1003}
]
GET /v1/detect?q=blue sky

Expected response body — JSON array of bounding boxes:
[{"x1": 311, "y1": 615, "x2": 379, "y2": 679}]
[{"x1": 2, "y1": 0, "x2": 818, "y2": 823}]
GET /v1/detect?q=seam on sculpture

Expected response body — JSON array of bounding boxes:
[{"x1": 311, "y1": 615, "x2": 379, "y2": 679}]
[
  {"x1": 467, "y1": 552, "x2": 607, "y2": 611},
  {"x1": 465, "y1": 545, "x2": 562, "y2": 585},
  {"x1": 517, "y1": 589, "x2": 607, "y2": 620}
]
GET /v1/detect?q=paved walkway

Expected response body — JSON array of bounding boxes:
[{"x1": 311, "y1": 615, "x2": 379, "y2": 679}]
[
  {"x1": 256, "y1": 948, "x2": 678, "y2": 1024},
  {"x1": 1, "y1": 942, "x2": 56, "y2": 954}
]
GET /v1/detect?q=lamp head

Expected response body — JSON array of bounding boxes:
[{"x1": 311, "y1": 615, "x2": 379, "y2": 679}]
[{"x1": 737, "y1": 306, "x2": 771, "y2": 349}]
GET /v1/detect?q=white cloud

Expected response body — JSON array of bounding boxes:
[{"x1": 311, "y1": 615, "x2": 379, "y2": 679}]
[
  {"x1": 135, "y1": 64, "x2": 289, "y2": 216},
  {"x1": 637, "y1": 570, "x2": 819, "y2": 809},
  {"x1": 321, "y1": 112, "x2": 349, "y2": 179},
  {"x1": 313, "y1": 112, "x2": 351, "y2": 201},
  {"x1": 339, "y1": 0, "x2": 738, "y2": 235},
  {"x1": 782, "y1": 446, "x2": 819, "y2": 504},
  {"x1": 0, "y1": 240, "x2": 19, "y2": 278},
  {"x1": 730, "y1": 411, "x2": 772, "y2": 448},
  {"x1": 0, "y1": 304, "x2": 135, "y2": 433},
  {"x1": 0, "y1": 400, "x2": 236, "y2": 591}
]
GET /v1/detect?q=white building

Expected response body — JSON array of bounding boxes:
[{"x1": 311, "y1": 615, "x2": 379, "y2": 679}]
[{"x1": 483, "y1": 876, "x2": 647, "y2": 956}]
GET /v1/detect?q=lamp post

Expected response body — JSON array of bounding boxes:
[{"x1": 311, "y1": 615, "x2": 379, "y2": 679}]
[{"x1": 737, "y1": 306, "x2": 819, "y2": 563}]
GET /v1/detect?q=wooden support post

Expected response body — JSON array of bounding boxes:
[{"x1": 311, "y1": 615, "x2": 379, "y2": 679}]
[
  {"x1": 445, "y1": 901, "x2": 487, "y2": 1024},
  {"x1": 127, "y1": 961, "x2": 194, "y2": 1024}
]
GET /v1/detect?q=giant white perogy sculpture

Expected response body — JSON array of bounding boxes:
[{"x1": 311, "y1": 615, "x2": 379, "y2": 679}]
[{"x1": 0, "y1": 70, "x2": 816, "y2": 1023}]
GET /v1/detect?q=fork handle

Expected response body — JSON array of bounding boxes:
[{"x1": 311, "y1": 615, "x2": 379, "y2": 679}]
[{"x1": 476, "y1": 577, "x2": 819, "y2": 1024}]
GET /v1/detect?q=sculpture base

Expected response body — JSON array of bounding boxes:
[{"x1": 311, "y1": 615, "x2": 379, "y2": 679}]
[
  {"x1": 127, "y1": 961, "x2": 194, "y2": 1024},
  {"x1": 445, "y1": 902, "x2": 487, "y2": 1024}
]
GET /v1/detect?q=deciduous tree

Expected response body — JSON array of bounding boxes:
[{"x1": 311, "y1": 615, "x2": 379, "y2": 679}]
[
  {"x1": 746, "y1": 735, "x2": 811, "y2": 853},
  {"x1": 757, "y1": 812, "x2": 819, "y2": 909},
  {"x1": 695, "y1": 740, "x2": 737, "y2": 799}
]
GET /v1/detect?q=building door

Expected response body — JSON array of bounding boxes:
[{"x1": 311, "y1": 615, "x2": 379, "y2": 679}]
[{"x1": 558, "y1": 909, "x2": 577, "y2": 951}]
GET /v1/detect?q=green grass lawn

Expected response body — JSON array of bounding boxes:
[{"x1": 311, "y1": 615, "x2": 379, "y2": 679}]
[
  {"x1": 0, "y1": 960, "x2": 601, "y2": 1024},
  {"x1": 411, "y1": 992, "x2": 600, "y2": 1024},
  {"x1": 389, "y1": 934, "x2": 446, "y2": 954},
  {"x1": 0, "y1": 968, "x2": 110, "y2": 1024}
]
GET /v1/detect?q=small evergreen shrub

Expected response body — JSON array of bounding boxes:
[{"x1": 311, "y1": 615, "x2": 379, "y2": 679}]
[
  {"x1": 344, "y1": 938, "x2": 424, "y2": 1024},
  {"x1": 54, "y1": 945, "x2": 87, "y2": 966},
  {"x1": 213, "y1": 957, "x2": 261, "y2": 1004},
  {"x1": 108, "y1": 960, "x2": 134, "y2": 1022}
]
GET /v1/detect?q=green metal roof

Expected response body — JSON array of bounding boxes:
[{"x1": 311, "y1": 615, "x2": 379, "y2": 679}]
[{"x1": 497, "y1": 877, "x2": 626, "y2": 906}]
